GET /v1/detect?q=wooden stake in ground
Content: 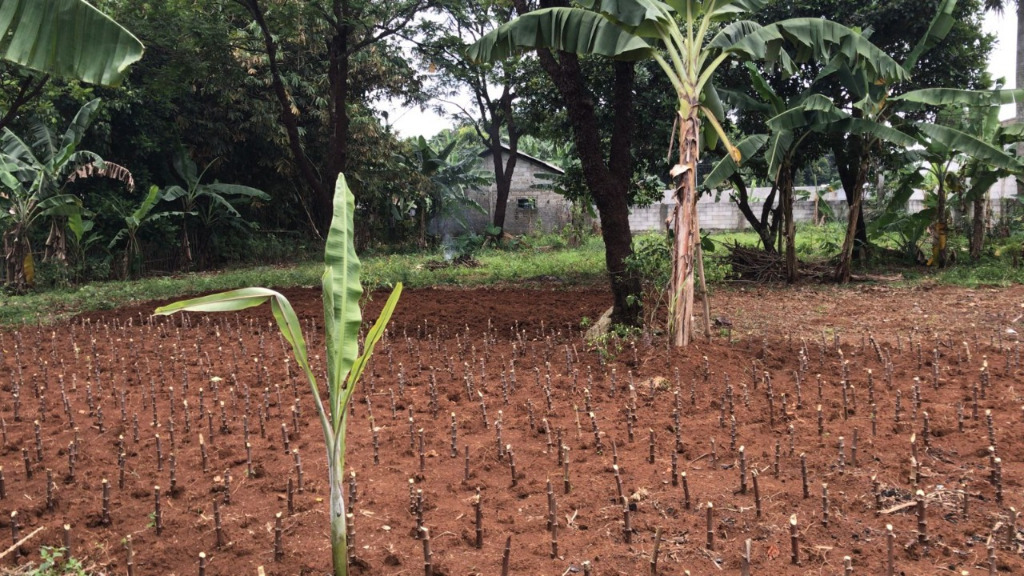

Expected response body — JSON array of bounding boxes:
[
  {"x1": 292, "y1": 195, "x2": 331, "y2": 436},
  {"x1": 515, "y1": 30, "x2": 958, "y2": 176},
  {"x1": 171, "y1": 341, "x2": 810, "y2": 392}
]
[
  {"x1": 421, "y1": 526, "x2": 433, "y2": 576},
  {"x1": 650, "y1": 527, "x2": 662, "y2": 576},
  {"x1": 740, "y1": 538, "x2": 752, "y2": 576},
  {"x1": 274, "y1": 512, "x2": 284, "y2": 561},
  {"x1": 886, "y1": 523, "x2": 895, "y2": 576},
  {"x1": 706, "y1": 502, "x2": 714, "y2": 550},
  {"x1": 500, "y1": 535, "x2": 511, "y2": 576},
  {"x1": 916, "y1": 490, "x2": 927, "y2": 545},
  {"x1": 790, "y1": 514, "x2": 800, "y2": 565},
  {"x1": 125, "y1": 534, "x2": 135, "y2": 576}
]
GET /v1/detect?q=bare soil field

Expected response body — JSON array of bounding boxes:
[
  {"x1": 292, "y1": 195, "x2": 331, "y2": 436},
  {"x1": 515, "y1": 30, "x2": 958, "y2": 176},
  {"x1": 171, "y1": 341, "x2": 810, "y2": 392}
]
[{"x1": 3, "y1": 283, "x2": 1024, "y2": 575}]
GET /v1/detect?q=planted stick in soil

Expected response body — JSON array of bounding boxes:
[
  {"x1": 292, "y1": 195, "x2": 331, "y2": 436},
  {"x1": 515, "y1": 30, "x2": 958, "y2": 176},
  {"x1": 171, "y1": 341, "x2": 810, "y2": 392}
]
[
  {"x1": 822, "y1": 483, "x2": 830, "y2": 528},
  {"x1": 474, "y1": 488, "x2": 483, "y2": 549},
  {"x1": 274, "y1": 512, "x2": 284, "y2": 561},
  {"x1": 563, "y1": 447, "x2": 571, "y2": 494},
  {"x1": 916, "y1": 489, "x2": 927, "y2": 545},
  {"x1": 706, "y1": 502, "x2": 714, "y2": 550},
  {"x1": 101, "y1": 478, "x2": 110, "y2": 524},
  {"x1": 681, "y1": 472, "x2": 691, "y2": 510},
  {"x1": 214, "y1": 499, "x2": 224, "y2": 548},
  {"x1": 741, "y1": 538, "x2": 751, "y2": 576},
  {"x1": 738, "y1": 445, "x2": 747, "y2": 494},
  {"x1": 801, "y1": 453, "x2": 809, "y2": 499},
  {"x1": 154, "y1": 485, "x2": 163, "y2": 535},
  {"x1": 650, "y1": 527, "x2": 662, "y2": 576},
  {"x1": 126, "y1": 534, "x2": 135, "y2": 576},
  {"x1": 421, "y1": 526, "x2": 433, "y2": 576},
  {"x1": 790, "y1": 514, "x2": 800, "y2": 565},
  {"x1": 622, "y1": 503, "x2": 632, "y2": 544},
  {"x1": 752, "y1": 469, "x2": 762, "y2": 519},
  {"x1": 886, "y1": 523, "x2": 895, "y2": 576},
  {"x1": 501, "y1": 536, "x2": 511, "y2": 576}
]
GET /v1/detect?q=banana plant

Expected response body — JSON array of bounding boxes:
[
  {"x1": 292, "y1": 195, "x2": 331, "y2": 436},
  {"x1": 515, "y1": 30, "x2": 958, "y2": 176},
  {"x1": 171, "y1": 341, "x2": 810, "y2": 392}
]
[
  {"x1": 888, "y1": 89, "x2": 1024, "y2": 265},
  {"x1": 108, "y1": 185, "x2": 174, "y2": 279},
  {"x1": 468, "y1": 0, "x2": 906, "y2": 345},
  {"x1": 0, "y1": 98, "x2": 133, "y2": 289},
  {"x1": 161, "y1": 151, "x2": 270, "y2": 268},
  {"x1": 0, "y1": 0, "x2": 143, "y2": 86},
  {"x1": 155, "y1": 175, "x2": 401, "y2": 576}
]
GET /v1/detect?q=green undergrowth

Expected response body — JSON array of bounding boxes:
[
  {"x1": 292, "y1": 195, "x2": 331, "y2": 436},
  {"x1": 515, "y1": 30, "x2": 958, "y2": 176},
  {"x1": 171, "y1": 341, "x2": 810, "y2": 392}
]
[
  {"x1": 0, "y1": 236, "x2": 608, "y2": 326},
  {"x1": 1, "y1": 228, "x2": 1021, "y2": 327}
]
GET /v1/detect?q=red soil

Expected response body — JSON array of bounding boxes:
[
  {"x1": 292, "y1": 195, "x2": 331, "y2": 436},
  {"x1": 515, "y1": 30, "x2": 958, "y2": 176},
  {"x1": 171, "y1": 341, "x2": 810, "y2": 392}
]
[{"x1": 2, "y1": 283, "x2": 1024, "y2": 576}]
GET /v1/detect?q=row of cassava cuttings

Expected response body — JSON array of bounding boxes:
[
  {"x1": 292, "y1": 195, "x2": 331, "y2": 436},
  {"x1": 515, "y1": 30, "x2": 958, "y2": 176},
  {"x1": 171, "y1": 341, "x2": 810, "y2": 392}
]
[{"x1": 2, "y1": 212, "x2": 1024, "y2": 572}]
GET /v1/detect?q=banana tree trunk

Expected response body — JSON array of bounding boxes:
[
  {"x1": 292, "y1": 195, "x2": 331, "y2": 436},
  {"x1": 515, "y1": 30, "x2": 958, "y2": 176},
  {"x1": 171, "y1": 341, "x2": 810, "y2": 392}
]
[
  {"x1": 670, "y1": 110, "x2": 700, "y2": 347},
  {"x1": 835, "y1": 158, "x2": 868, "y2": 283},
  {"x1": 780, "y1": 165, "x2": 797, "y2": 283},
  {"x1": 932, "y1": 178, "x2": 948, "y2": 267},
  {"x1": 970, "y1": 190, "x2": 986, "y2": 260},
  {"x1": 45, "y1": 218, "x2": 68, "y2": 262},
  {"x1": 329, "y1": 453, "x2": 348, "y2": 576}
]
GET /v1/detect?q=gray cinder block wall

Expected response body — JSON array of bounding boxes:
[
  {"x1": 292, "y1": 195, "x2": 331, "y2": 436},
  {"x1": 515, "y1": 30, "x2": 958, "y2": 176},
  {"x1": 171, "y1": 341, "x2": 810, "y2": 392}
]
[{"x1": 629, "y1": 177, "x2": 1019, "y2": 233}]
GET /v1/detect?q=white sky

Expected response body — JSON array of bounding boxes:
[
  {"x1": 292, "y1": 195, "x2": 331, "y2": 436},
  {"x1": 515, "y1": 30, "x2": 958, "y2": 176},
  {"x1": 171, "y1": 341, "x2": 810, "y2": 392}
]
[{"x1": 380, "y1": 10, "x2": 1019, "y2": 138}]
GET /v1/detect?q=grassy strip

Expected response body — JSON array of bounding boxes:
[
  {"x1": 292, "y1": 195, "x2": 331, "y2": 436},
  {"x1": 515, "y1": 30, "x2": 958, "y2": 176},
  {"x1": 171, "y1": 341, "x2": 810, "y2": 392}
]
[
  {"x1": 0, "y1": 237, "x2": 608, "y2": 326},
  {"x1": 2, "y1": 228, "x2": 1021, "y2": 326}
]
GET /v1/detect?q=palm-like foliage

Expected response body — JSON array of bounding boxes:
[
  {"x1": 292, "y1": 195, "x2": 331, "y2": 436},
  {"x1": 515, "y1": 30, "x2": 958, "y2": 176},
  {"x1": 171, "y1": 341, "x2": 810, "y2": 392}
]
[
  {"x1": 108, "y1": 185, "x2": 173, "y2": 279},
  {"x1": 0, "y1": 98, "x2": 132, "y2": 289},
  {"x1": 0, "y1": 0, "x2": 143, "y2": 86},
  {"x1": 402, "y1": 136, "x2": 489, "y2": 239},
  {"x1": 468, "y1": 0, "x2": 906, "y2": 345},
  {"x1": 161, "y1": 151, "x2": 270, "y2": 268}
]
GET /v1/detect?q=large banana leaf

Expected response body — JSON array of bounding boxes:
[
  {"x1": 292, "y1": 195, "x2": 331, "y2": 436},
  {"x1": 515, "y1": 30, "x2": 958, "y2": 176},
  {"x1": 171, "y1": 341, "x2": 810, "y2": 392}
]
[
  {"x1": 912, "y1": 123, "x2": 1023, "y2": 172},
  {"x1": 703, "y1": 134, "x2": 767, "y2": 190},
  {"x1": 891, "y1": 88, "x2": 1024, "y2": 108},
  {"x1": 578, "y1": 0, "x2": 674, "y2": 33},
  {"x1": 466, "y1": 7, "x2": 653, "y2": 63},
  {"x1": 904, "y1": 0, "x2": 955, "y2": 72},
  {"x1": 322, "y1": 174, "x2": 363, "y2": 431},
  {"x1": 726, "y1": 18, "x2": 908, "y2": 84},
  {"x1": 0, "y1": 0, "x2": 144, "y2": 86}
]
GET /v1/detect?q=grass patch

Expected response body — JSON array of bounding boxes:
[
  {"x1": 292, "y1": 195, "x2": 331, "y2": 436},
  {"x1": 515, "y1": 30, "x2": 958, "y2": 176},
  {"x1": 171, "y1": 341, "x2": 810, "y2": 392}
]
[
  {"x1": 0, "y1": 237, "x2": 608, "y2": 326},
  {"x1": 1, "y1": 226, "x2": 1021, "y2": 326}
]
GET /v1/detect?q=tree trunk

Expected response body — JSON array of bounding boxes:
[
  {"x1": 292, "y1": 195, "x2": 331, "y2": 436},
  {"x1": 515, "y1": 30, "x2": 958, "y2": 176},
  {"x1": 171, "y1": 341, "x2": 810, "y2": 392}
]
[
  {"x1": 523, "y1": 18, "x2": 641, "y2": 326},
  {"x1": 488, "y1": 128, "x2": 519, "y2": 233},
  {"x1": 971, "y1": 189, "x2": 987, "y2": 260},
  {"x1": 325, "y1": 30, "x2": 351, "y2": 235},
  {"x1": 780, "y1": 164, "x2": 797, "y2": 283},
  {"x1": 834, "y1": 158, "x2": 868, "y2": 283},
  {"x1": 669, "y1": 109, "x2": 699, "y2": 347},
  {"x1": 241, "y1": 0, "x2": 328, "y2": 236},
  {"x1": 729, "y1": 174, "x2": 777, "y2": 252},
  {"x1": 932, "y1": 176, "x2": 948, "y2": 267}
]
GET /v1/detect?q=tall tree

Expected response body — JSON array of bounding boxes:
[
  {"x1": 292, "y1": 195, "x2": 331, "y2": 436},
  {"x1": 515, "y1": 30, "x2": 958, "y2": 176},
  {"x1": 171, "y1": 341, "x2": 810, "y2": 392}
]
[
  {"x1": 418, "y1": 1, "x2": 526, "y2": 235},
  {"x1": 230, "y1": 0, "x2": 441, "y2": 236},
  {"x1": 470, "y1": 0, "x2": 907, "y2": 345},
  {"x1": 745, "y1": 0, "x2": 994, "y2": 280}
]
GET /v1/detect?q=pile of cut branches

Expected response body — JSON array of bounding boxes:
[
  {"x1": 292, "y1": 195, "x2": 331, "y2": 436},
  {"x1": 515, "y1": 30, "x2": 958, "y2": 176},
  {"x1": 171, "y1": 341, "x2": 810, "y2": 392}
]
[
  {"x1": 728, "y1": 244, "x2": 786, "y2": 281},
  {"x1": 726, "y1": 243, "x2": 832, "y2": 282}
]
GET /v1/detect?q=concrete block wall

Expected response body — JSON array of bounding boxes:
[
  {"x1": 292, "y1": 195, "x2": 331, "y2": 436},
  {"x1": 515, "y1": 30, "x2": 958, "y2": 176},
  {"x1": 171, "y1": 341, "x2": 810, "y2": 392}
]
[
  {"x1": 456, "y1": 151, "x2": 571, "y2": 236},
  {"x1": 630, "y1": 179, "x2": 1018, "y2": 233}
]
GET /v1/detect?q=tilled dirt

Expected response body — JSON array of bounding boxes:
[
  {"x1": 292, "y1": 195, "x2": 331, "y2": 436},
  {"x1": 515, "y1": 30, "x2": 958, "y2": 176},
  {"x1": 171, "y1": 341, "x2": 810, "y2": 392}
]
[{"x1": 2, "y1": 283, "x2": 1024, "y2": 575}]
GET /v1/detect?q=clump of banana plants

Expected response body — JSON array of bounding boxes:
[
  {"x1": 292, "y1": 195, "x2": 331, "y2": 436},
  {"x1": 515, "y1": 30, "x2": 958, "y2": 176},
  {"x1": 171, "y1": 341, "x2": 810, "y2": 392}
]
[{"x1": 155, "y1": 175, "x2": 401, "y2": 576}]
